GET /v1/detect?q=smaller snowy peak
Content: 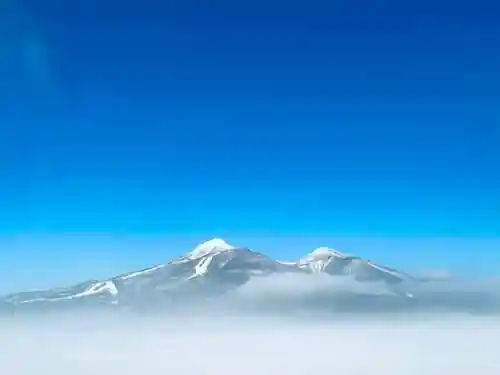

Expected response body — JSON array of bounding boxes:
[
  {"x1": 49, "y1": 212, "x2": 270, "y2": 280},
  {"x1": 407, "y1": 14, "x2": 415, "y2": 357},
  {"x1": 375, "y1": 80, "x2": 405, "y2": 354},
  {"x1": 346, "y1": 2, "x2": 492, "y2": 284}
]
[
  {"x1": 175, "y1": 238, "x2": 235, "y2": 262},
  {"x1": 297, "y1": 247, "x2": 352, "y2": 273},
  {"x1": 301, "y1": 247, "x2": 351, "y2": 262}
]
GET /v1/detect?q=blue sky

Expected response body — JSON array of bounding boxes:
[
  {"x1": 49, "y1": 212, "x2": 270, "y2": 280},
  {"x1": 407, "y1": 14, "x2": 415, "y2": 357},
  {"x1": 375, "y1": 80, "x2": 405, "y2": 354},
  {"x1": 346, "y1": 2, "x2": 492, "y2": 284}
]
[{"x1": 1, "y1": 0, "x2": 499, "y2": 292}]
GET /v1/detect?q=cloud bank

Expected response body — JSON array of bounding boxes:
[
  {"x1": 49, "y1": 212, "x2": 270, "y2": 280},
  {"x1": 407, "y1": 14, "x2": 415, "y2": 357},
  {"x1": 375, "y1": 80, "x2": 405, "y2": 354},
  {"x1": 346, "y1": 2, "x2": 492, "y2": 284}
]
[
  {"x1": 208, "y1": 273, "x2": 500, "y2": 315},
  {"x1": 3, "y1": 272, "x2": 500, "y2": 318},
  {"x1": 1, "y1": 314, "x2": 499, "y2": 375}
]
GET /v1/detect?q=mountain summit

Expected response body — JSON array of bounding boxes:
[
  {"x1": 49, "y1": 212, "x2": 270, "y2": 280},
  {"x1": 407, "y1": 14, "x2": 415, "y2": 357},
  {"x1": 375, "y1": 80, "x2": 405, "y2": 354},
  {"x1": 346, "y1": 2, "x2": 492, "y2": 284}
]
[{"x1": 173, "y1": 238, "x2": 235, "y2": 263}]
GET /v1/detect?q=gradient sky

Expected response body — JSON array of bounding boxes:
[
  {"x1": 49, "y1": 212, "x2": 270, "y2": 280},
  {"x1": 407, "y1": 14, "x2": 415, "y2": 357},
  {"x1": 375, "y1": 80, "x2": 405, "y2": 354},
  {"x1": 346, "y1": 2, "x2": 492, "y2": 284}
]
[{"x1": 1, "y1": 0, "x2": 499, "y2": 292}]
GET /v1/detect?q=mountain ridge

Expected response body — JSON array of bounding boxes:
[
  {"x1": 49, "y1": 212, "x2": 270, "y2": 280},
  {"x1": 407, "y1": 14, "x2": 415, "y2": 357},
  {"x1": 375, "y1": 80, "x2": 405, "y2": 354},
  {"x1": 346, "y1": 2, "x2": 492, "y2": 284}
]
[{"x1": 1, "y1": 238, "x2": 416, "y2": 309}]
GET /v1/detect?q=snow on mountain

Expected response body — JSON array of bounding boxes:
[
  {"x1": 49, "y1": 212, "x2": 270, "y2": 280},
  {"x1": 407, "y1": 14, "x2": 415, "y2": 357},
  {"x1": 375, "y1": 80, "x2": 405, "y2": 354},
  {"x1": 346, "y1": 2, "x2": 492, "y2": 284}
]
[
  {"x1": 304, "y1": 247, "x2": 352, "y2": 261},
  {"x1": 2, "y1": 279, "x2": 119, "y2": 307},
  {"x1": 17, "y1": 281, "x2": 119, "y2": 305},
  {"x1": 297, "y1": 247, "x2": 353, "y2": 273},
  {"x1": 111, "y1": 238, "x2": 235, "y2": 287},
  {"x1": 172, "y1": 238, "x2": 235, "y2": 263},
  {"x1": 297, "y1": 247, "x2": 409, "y2": 284},
  {"x1": 0, "y1": 238, "x2": 419, "y2": 311},
  {"x1": 99, "y1": 239, "x2": 296, "y2": 306},
  {"x1": 119, "y1": 265, "x2": 166, "y2": 280}
]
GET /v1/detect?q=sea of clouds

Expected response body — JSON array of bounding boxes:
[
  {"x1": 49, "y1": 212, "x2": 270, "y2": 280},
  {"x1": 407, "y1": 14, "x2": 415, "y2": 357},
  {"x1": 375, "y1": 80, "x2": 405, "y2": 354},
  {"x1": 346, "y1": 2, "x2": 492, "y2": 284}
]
[{"x1": 2, "y1": 312, "x2": 499, "y2": 375}]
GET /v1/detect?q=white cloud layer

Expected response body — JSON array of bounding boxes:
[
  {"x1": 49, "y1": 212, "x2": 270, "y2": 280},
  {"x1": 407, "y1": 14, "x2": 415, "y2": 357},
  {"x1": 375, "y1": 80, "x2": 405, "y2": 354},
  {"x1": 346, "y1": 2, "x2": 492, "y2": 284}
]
[{"x1": 1, "y1": 314, "x2": 499, "y2": 375}]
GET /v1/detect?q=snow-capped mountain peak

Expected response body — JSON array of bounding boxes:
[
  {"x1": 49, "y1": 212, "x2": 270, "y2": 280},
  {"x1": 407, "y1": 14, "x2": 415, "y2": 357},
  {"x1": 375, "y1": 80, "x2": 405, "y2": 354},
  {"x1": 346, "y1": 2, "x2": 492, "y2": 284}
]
[
  {"x1": 174, "y1": 238, "x2": 235, "y2": 263},
  {"x1": 296, "y1": 247, "x2": 353, "y2": 273},
  {"x1": 301, "y1": 247, "x2": 351, "y2": 262},
  {"x1": 311, "y1": 247, "x2": 349, "y2": 258}
]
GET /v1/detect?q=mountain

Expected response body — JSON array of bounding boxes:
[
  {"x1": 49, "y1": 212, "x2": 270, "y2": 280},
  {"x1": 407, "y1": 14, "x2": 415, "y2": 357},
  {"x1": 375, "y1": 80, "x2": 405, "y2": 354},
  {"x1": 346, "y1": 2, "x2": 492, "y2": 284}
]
[
  {"x1": 293, "y1": 247, "x2": 412, "y2": 283},
  {"x1": 1, "y1": 238, "x2": 420, "y2": 314},
  {"x1": 9, "y1": 238, "x2": 500, "y2": 314},
  {"x1": 2, "y1": 238, "x2": 498, "y2": 315}
]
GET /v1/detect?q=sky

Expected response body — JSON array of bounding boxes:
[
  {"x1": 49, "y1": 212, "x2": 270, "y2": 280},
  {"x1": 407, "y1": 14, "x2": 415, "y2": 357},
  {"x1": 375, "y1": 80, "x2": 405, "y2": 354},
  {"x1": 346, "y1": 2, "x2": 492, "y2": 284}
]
[{"x1": 0, "y1": 0, "x2": 499, "y2": 292}]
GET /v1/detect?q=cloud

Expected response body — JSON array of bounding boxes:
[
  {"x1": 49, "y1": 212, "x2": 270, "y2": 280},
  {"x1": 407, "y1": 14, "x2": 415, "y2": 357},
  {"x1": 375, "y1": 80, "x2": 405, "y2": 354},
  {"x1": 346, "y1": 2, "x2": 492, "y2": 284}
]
[
  {"x1": 233, "y1": 272, "x2": 394, "y2": 297},
  {"x1": 4, "y1": 271, "x2": 499, "y2": 318},
  {"x1": 1, "y1": 314, "x2": 499, "y2": 374},
  {"x1": 207, "y1": 272, "x2": 500, "y2": 315}
]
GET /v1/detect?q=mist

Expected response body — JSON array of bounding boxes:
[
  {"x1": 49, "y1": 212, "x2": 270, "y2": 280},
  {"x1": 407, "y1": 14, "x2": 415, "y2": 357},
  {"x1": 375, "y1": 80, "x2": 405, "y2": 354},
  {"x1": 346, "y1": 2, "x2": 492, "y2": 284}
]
[
  {"x1": 2, "y1": 312, "x2": 499, "y2": 374},
  {"x1": 209, "y1": 272, "x2": 500, "y2": 315}
]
